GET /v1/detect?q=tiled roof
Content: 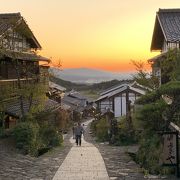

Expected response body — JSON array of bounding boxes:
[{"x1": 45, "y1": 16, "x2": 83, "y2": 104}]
[
  {"x1": 151, "y1": 9, "x2": 180, "y2": 50},
  {"x1": 68, "y1": 90, "x2": 87, "y2": 100},
  {"x1": 62, "y1": 95, "x2": 85, "y2": 112},
  {"x1": 49, "y1": 81, "x2": 66, "y2": 91},
  {"x1": 4, "y1": 98, "x2": 60, "y2": 118},
  {"x1": 158, "y1": 9, "x2": 180, "y2": 42},
  {"x1": 100, "y1": 83, "x2": 130, "y2": 96},
  {"x1": 0, "y1": 13, "x2": 21, "y2": 35},
  {"x1": 0, "y1": 12, "x2": 41, "y2": 49},
  {"x1": 96, "y1": 84, "x2": 146, "y2": 102}
]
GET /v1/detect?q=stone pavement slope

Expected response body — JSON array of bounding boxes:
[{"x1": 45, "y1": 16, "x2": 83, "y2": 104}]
[
  {"x1": 53, "y1": 119, "x2": 109, "y2": 180},
  {"x1": 83, "y1": 120, "x2": 178, "y2": 180},
  {"x1": 0, "y1": 132, "x2": 72, "y2": 180},
  {"x1": 83, "y1": 120, "x2": 145, "y2": 180}
]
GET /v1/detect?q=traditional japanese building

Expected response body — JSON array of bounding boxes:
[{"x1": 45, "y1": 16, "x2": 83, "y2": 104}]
[
  {"x1": 149, "y1": 9, "x2": 180, "y2": 85},
  {"x1": 95, "y1": 82, "x2": 146, "y2": 118},
  {"x1": 0, "y1": 13, "x2": 49, "y2": 89},
  {"x1": 0, "y1": 13, "x2": 50, "y2": 128}
]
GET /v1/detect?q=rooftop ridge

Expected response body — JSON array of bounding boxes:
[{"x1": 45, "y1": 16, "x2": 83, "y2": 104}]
[
  {"x1": 158, "y1": 8, "x2": 180, "y2": 13},
  {"x1": 0, "y1": 12, "x2": 21, "y2": 18}
]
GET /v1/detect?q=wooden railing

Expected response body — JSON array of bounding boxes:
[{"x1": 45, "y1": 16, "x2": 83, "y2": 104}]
[
  {"x1": 0, "y1": 78, "x2": 37, "y2": 89},
  {"x1": 0, "y1": 77, "x2": 49, "y2": 93}
]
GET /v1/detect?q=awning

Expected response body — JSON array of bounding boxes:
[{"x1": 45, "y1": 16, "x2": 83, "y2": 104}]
[{"x1": 0, "y1": 49, "x2": 50, "y2": 62}]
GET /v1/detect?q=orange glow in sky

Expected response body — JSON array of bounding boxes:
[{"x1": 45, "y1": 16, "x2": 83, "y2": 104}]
[{"x1": 1, "y1": 0, "x2": 180, "y2": 72}]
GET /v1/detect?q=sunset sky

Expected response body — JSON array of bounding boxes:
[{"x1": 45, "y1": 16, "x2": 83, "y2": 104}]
[{"x1": 1, "y1": 0, "x2": 180, "y2": 72}]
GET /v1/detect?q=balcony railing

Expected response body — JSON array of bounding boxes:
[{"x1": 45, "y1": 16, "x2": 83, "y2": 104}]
[
  {"x1": 0, "y1": 78, "x2": 37, "y2": 89},
  {"x1": 0, "y1": 77, "x2": 49, "y2": 92}
]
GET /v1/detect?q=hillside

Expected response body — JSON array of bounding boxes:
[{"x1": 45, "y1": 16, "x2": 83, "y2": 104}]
[
  {"x1": 49, "y1": 67, "x2": 133, "y2": 84},
  {"x1": 50, "y1": 77, "x2": 133, "y2": 99}
]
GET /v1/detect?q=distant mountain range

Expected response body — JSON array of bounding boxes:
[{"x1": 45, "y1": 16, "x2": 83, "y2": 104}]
[{"x1": 49, "y1": 67, "x2": 134, "y2": 84}]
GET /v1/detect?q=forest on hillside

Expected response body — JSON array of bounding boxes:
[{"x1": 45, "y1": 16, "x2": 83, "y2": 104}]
[{"x1": 50, "y1": 77, "x2": 132, "y2": 91}]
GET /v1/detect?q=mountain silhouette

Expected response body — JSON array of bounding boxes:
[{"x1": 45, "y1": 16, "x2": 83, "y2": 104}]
[{"x1": 49, "y1": 67, "x2": 134, "y2": 84}]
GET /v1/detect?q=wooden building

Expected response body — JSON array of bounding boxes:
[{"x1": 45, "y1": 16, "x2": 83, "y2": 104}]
[
  {"x1": 95, "y1": 82, "x2": 146, "y2": 118},
  {"x1": 0, "y1": 13, "x2": 49, "y2": 89},
  {"x1": 149, "y1": 9, "x2": 180, "y2": 85},
  {"x1": 0, "y1": 13, "x2": 50, "y2": 129},
  {"x1": 48, "y1": 81, "x2": 66, "y2": 103}
]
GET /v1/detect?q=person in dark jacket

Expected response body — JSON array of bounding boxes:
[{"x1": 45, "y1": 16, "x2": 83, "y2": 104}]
[
  {"x1": 74, "y1": 122, "x2": 84, "y2": 146},
  {"x1": 72, "y1": 123, "x2": 76, "y2": 139}
]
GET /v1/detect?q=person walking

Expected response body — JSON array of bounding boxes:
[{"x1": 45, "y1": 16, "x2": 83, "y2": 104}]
[
  {"x1": 72, "y1": 123, "x2": 76, "y2": 139},
  {"x1": 74, "y1": 122, "x2": 84, "y2": 146}
]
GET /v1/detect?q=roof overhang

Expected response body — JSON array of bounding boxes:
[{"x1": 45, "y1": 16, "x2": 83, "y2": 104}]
[
  {"x1": 0, "y1": 13, "x2": 42, "y2": 49},
  {"x1": 151, "y1": 14, "x2": 165, "y2": 51},
  {"x1": 0, "y1": 49, "x2": 50, "y2": 62},
  {"x1": 95, "y1": 85, "x2": 145, "y2": 103},
  {"x1": 148, "y1": 48, "x2": 178, "y2": 63},
  {"x1": 148, "y1": 51, "x2": 167, "y2": 63}
]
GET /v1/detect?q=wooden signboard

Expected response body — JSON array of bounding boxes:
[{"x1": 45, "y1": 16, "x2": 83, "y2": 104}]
[
  {"x1": 162, "y1": 131, "x2": 179, "y2": 177},
  {"x1": 163, "y1": 132, "x2": 177, "y2": 165}
]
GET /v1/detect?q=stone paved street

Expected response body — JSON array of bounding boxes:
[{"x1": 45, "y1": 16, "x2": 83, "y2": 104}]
[
  {"x1": 0, "y1": 118, "x2": 179, "y2": 180},
  {"x1": 0, "y1": 133, "x2": 72, "y2": 180},
  {"x1": 83, "y1": 120, "x2": 178, "y2": 180},
  {"x1": 83, "y1": 120, "x2": 144, "y2": 180},
  {"x1": 53, "y1": 119, "x2": 109, "y2": 180}
]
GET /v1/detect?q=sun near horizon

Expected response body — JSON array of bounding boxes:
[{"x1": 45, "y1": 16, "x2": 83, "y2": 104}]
[{"x1": 2, "y1": 0, "x2": 180, "y2": 72}]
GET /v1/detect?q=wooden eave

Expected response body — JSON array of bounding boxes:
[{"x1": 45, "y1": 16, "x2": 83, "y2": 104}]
[
  {"x1": 96, "y1": 86, "x2": 145, "y2": 103},
  {"x1": 16, "y1": 18, "x2": 42, "y2": 49},
  {"x1": 108, "y1": 88, "x2": 144, "y2": 100},
  {"x1": 0, "y1": 49, "x2": 50, "y2": 62},
  {"x1": 151, "y1": 14, "x2": 166, "y2": 51}
]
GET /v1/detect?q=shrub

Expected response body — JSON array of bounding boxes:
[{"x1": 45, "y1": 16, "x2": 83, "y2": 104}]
[
  {"x1": 135, "y1": 100, "x2": 167, "y2": 132},
  {"x1": 114, "y1": 116, "x2": 137, "y2": 146},
  {"x1": 135, "y1": 133, "x2": 172, "y2": 175},
  {"x1": 90, "y1": 120, "x2": 98, "y2": 134},
  {"x1": 39, "y1": 124, "x2": 63, "y2": 148},
  {"x1": 134, "y1": 97, "x2": 177, "y2": 175},
  {"x1": 96, "y1": 118, "x2": 109, "y2": 142},
  {"x1": 13, "y1": 121, "x2": 40, "y2": 156}
]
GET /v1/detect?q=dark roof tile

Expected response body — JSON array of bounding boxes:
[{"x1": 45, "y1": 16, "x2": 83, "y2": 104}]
[
  {"x1": 0, "y1": 12, "x2": 41, "y2": 49},
  {"x1": 4, "y1": 98, "x2": 60, "y2": 118},
  {"x1": 151, "y1": 9, "x2": 180, "y2": 51},
  {"x1": 158, "y1": 10, "x2": 180, "y2": 42}
]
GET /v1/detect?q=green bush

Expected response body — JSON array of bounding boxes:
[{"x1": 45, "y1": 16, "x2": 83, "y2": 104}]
[
  {"x1": 96, "y1": 118, "x2": 109, "y2": 142},
  {"x1": 90, "y1": 120, "x2": 98, "y2": 134},
  {"x1": 39, "y1": 124, "x2": 63, "y2": 148},
  {"x1": 134, "y1": 96, "x2": 177, "y2": 174},
  {"x1": 135, "y1": 100, "x2": 167, "y2": 132},
  {"x1": 136, "y1": 133, "x2": 173, "y2": 175},
  {"x1": 13, "y1": 121, "x2": 40, "y2": 156},
  {"x1": 13, "y1": 121, "x2": 63, "y2": 156},
  {"x1": 114, "y1": 116, "x2": 137, "y2": 146}
]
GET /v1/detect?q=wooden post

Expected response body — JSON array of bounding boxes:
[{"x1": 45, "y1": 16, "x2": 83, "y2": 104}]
[
  {"x1": 176, "y1": 131, "x2": 179, "y2": 177},
  {"x1": 126, "y1": 88, "x2": 129, "y2": 118},
  {"x1": 112, "y1": 97, "x2": 114, "y2": 112}
]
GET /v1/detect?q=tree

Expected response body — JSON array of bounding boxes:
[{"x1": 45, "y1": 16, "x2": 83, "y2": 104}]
[
  {"x1": 160, "y1": 49, "x2": 180, "y2": 83},
  {"x1": 131, "y1": 60, "x2": 159, "y2": 90}
]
